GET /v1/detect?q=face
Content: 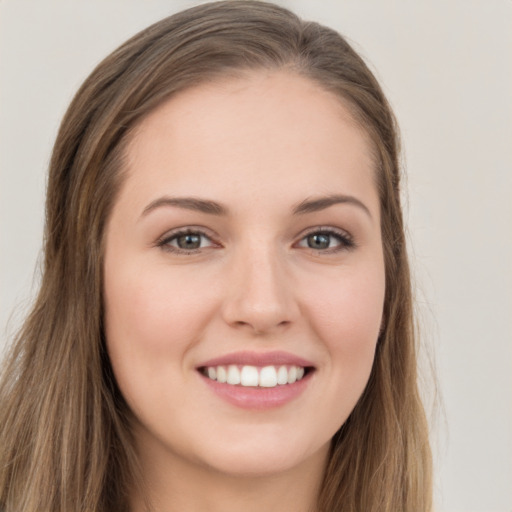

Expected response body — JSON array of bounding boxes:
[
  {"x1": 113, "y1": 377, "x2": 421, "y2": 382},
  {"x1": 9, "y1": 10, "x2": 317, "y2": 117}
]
[{"x1": 104, "y1": 70, "x2": 385, "y2": 479}]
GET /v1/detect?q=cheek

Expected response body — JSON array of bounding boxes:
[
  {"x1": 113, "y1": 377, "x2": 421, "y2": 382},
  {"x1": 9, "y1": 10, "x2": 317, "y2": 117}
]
[
  {"x1": 103, "y1": 263, "x2": 218, "y2": 380},
  {"x1": 103, "y1": 263, "x2": 223, "y2": 430},
  {"x1": 303, "y1": 263, "x2": 385, "y2": 372}
]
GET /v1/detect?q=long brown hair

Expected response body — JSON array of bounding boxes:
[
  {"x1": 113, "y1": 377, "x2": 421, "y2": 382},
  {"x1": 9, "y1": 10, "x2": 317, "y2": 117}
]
[{"x1": 0, "y1": 2, "x2": 432, "y2": 510}]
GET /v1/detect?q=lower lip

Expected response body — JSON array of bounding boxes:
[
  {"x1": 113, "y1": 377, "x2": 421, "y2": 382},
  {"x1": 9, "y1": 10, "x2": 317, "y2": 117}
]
[{"x1": 199, "y1": 372, "x2": 313, "y2": 410}]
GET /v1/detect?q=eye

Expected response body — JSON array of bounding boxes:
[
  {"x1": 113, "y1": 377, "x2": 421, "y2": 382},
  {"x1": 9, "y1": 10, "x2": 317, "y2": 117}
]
[
  {"x1": 296, "y1": 228, "x2": 354, "y2": 252},
  {"x1": 157, "y1": 228, "x2": 218, "y2": 253}
]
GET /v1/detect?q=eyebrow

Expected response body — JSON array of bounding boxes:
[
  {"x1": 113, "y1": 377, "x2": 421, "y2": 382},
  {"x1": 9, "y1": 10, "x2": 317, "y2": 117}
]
[
  {"x1": 292, "y1": 194, "x2": 372, "y2": 218},
  {"x1": 141, "y1": 196, "x2": 228, "y2": 217},
  {"x1": 140, "y1": 194, "x2": 372, "y2": 219}
]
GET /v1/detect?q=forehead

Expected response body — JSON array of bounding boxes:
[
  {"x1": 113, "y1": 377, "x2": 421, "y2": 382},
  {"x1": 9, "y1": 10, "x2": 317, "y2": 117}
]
[{"x1": 122, "y1": 70, "x2": 378, "y2": 214}]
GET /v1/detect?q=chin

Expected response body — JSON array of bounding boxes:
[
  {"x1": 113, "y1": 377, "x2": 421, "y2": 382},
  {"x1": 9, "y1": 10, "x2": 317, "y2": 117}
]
[{"x1": 195, "y1": 432, "x2": 329, "y2": 478}]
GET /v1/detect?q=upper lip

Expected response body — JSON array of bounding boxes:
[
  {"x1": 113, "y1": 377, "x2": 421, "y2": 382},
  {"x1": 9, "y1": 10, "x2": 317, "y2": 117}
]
[{"x1": 197, "y1": 350, "x2": 315, "y2": 369}]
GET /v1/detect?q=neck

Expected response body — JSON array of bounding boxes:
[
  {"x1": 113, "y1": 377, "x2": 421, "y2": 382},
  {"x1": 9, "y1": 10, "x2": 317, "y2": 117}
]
[{"x1": 130, "y1": 436, "x2": 328, "y2": 512}]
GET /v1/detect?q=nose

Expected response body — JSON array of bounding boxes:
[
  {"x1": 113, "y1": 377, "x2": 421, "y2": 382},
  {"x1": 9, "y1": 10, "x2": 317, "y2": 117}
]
[{"x1": 221, "y1": 244, "x2": 299, "y2": 335}]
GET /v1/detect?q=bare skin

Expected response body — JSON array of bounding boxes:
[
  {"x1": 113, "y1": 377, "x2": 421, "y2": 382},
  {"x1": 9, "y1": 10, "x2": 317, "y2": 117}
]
[{"x1": 131, "y1": 432, "x2": 328, "y2": 512}]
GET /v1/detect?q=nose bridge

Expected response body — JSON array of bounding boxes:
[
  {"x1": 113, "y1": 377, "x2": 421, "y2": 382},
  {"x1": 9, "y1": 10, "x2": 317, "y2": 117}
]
[{"x1": 222, "y1": 237, "x2": 297, "y2": 333}]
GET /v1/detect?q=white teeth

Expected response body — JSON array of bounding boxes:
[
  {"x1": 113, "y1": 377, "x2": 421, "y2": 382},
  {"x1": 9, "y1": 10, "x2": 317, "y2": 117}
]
[
  {"x1": 203, "y1": 364, "x2": 307, "y2": 388},
  {"x1": 240, "y1": 365, "x2": 259, "y2": 386},
  {"x1": 217, "y1": 366, "x2": 227, "y2": 383},
  {"x1": 259, "y1": 366, "x2": 277, "y2": 387},
  {"x1": 287, "y1": 366, "x2": 297, "y2": 384},
  {"x1": 227, "y1": 365, "x2": 241, "y2": 385},
  {"x1": 277, "y1": 365, "x2": 288, "y2": 385}
]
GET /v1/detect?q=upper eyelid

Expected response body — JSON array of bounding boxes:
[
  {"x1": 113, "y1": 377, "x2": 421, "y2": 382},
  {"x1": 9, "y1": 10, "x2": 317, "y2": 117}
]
[
  {"x1": 296, "y1": 225, "x2": 353, "y2": 241},
  {"x1": 157, "y1": 225, "x2": 353, "y2": 238},
  {"x1": 300, "y1": 225, "x2": 350, "y2": 235},
  {"x1": 157, "y1": 226, "x2": 217, "y2": 243}
]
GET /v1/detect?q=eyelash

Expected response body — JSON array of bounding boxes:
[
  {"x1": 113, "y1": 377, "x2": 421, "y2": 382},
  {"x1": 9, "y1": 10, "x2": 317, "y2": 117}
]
[
  {"x1": 156, "y1": 228, "x2": 218, "y2": 254},
  {"x1": 156, "y1": 226, "x2": 355, "y2": 255},
  {"x1": 297, "y1": 227, "x2": 355, "y2": 253}
]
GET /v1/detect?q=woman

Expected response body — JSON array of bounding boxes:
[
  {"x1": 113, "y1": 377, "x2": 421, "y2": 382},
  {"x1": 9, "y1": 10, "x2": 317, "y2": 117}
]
[{"x1": 0, "y1": 1, "x2": 432, "y2": 511}]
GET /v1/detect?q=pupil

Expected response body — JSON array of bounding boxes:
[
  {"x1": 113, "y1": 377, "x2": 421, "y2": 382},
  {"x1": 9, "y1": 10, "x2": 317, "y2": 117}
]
[
  {"x1": 178, "y1": 234, "x2": 201, "y2": 249},
  {"x1": 308, "y1": 233, "x2": 329, "y2": 249}
]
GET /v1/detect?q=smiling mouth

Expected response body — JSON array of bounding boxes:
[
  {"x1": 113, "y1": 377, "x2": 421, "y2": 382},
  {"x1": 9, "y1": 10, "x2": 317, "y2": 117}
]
[{"x1": 199, "y1": 365, "x2": 314, "y2": 388}]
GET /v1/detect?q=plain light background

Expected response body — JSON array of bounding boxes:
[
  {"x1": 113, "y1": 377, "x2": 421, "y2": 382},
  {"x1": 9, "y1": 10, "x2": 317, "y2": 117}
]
[{"x1": 0, "y1": 1, "x2": 511, "y2": 510}]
